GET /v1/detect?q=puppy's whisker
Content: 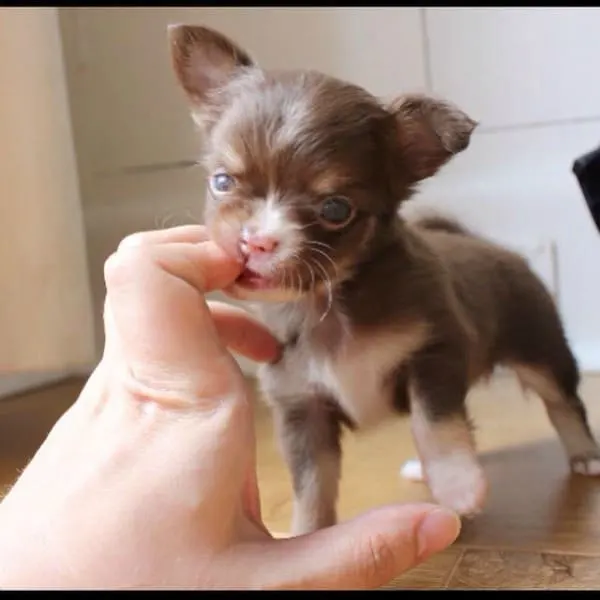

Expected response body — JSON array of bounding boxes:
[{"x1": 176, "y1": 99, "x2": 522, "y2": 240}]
[
  {"x1": 287, "y1": 254, "x2": 299, "y2": 297},
  {"x1": 308, "y1": 257, "x2": 334, "y2": 323},
  {"x1": 306, "y1": 239, "x2": 334, "y2": 252},
  {"x1": 183, "y1": 207, "x2": 202, "y2": 225},
  {"x1": 306, "y1": 241, "x2": 335, "y2": 256},
  {"x1": 296, "y1": 219, "x2": 320, "y2": 231},
  {"x1": 154, "y1": 212, "x2": 172, "y2": 230},
  {"x1": 307, "y1": 255, "x2": 329, "y2": 287},
  {"x1": 287, "y1": 250, "x2": 307, "y2": 298},
  {"x1": 156, "y1": 210, "x2": 196, "y2": 230},
  {"x1": 294, "y1": 268, "x2": 302, "y2": 298},
  {"x1": 302, "y1": 256, "x2": 317, "y2": 292},
  {"x1": 301, "y1": 257, "x2": 318, "y2": 311},
  {"x1": 308, "y1": 247, "x2": 339, "y2": 279}
]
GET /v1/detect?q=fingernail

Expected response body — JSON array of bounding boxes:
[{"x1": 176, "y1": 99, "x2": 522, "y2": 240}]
[{"x1": 417, "y1": 507, "x2": 461, "y2": 559}]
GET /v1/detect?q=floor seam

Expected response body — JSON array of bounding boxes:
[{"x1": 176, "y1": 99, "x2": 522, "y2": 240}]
[
  {"x1": 455, "y1": 543, "x2": 600, "y2": 558},
  {"x1": 442, "y1": 548, "x2": 466, "y2": 589}
]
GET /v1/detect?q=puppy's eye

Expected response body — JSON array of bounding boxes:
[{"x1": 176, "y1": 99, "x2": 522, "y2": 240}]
[
  {"x1": 319, "y1": 196, "x2": 354, "y2": 227},
  {"x1": 209, "y1": 171, "x2": 236, "y2": 195}
]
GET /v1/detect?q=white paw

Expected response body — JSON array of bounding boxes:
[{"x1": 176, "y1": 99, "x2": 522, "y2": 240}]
[
  {"x1": 571, "y1": 454, "x2": 600, "y2": 476},
  {"x1": 426, "y1": 454, "x2": 488, "y2": 518},
  {"x1": 399, "y1": 459, "x2": 425, "y2": 482}
]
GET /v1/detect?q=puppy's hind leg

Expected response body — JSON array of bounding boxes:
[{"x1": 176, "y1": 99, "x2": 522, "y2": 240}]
[
  {"x1": 514, "y1": 362, "x2": 600, "y2": 476},
  {"x1": 504, "y1": 271, "x2": 600, "y2": 475}
]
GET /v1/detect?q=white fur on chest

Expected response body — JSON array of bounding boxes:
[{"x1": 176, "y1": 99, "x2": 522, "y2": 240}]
[
  {"x1": 307, "y1": 328, "x2": 425, "y2": 427},
  {"x1": 257, "y1": 299, "x2": 428, "y2": 428}
]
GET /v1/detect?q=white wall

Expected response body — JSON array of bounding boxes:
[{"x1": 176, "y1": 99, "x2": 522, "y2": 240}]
[
  {"x1": 0, "y1": 8, "x2": 95, "y2": 398},
  {"x1": 59, "y1": 7, "x2": 600, "y2": 373},
  {"x1": 411, "y1": 8, "x2": 600, "y2": 370}
]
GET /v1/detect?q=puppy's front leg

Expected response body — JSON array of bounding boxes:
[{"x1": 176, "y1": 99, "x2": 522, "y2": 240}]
[
  {"x1": 272, "y1": 397, "x2": 342, "y2": 535},
  {"x1": 408, "y1": 344, "x2": 488, "y2": 517}
]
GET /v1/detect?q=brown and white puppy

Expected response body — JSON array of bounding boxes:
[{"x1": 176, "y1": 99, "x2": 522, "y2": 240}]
[{"x1": 168, "y1": 24, "x2": 600, "y2": 534}]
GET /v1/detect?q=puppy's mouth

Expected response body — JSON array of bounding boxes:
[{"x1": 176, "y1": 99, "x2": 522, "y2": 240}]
[{"x1": 235, "y1": 266, "x2": 277, "y2": 290}]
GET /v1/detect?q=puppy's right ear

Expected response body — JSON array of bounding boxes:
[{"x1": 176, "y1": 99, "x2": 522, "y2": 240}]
[
  {"x1": 168, "y1": 24, "x2": 255, "y2": 107},
  {"x1": 387, "y1": 94, "x2": 477, "y2": 183}
]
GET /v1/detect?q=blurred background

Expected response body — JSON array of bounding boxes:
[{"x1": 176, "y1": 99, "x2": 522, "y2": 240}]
[
  {"x1": 3, "y1": 6, "x2": 600, "y2": 395},
  {"x1": 4, "y1": 10, "x2": 600, "y2": 584}
]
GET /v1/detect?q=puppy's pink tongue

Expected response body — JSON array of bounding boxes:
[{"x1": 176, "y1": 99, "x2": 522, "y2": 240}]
[
  {"x1": 236, "y1": 267, "x2": 273, "y2": 289},
  {"x1": 237, "y1": 267, "x2": 260, "y2": 283}
]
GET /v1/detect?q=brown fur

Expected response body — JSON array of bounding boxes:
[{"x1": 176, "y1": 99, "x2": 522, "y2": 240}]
[
  {"x1": 414, "y1": 214, "x2": 472, "y2": 236},
  {"x1": 168, "y1": 24, "x2": 600, "y2": 533}
]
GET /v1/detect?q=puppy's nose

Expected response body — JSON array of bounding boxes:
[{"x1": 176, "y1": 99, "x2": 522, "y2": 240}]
[{"x1": 240, "y1": 232, "x2": 280, "y2": 255}]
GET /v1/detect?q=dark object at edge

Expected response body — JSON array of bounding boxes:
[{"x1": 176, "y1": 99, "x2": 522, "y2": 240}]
[{"x1": 573, "y1": 144, "x2": 600, "y2": 234}]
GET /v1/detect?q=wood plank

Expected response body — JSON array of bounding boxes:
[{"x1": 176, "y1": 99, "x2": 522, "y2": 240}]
[
  {"x1": 3, "y1": 375, "x2": 600, "y2": 588},
  {"x1": 448, "y1": 549, "x2": 600, "y2": 590},
  {"x1": 382, "y1": 547, "x2": 464, "y2": 590}
]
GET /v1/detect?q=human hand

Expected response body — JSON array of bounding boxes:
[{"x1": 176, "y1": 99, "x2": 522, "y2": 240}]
[{"x1": 0, "y1": 225, "x2": 460, "y2": 589}]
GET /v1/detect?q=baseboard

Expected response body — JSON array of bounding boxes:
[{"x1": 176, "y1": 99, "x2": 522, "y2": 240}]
[
  {"x1": 0, "y1": 364, "x2": 95, "y2": 401},
  {"x1": 0, "y1": 371, "x2": 77, "y2": 400}
]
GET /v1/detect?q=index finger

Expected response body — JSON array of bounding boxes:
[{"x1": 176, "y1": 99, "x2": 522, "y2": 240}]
[
  {"x1": 104, "y1": 240, "x2": 245, "y2": 400},
  {"x1": 118, "y1": 224, "x2": 211, "y2": 248},
  {"x1": 209, "y1": 300, "x2": 282, "y2": 364}
]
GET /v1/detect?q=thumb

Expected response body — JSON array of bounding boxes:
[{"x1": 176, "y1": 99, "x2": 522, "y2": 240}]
[{"x1": 250, "y1": 504, "x2": 460, "y2": 590}]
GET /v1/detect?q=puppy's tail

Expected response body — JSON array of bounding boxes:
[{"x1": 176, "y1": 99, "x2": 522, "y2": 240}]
[{"x1": 413, "y1": 214, "x2": 472, "y2": 237}]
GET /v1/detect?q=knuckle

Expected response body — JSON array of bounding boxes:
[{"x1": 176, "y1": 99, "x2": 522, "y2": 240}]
[
  {"x1": 360, "y1": 532, "x2": 401, "y2": 587},
  {"x1": 103, "y1": 245, "x2": 150, "y2": 288},
  {"x1": 118, "y1": 231, "x2": 151, "y2": 250}
]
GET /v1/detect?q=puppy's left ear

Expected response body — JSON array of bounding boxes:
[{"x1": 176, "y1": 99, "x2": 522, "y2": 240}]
[
  {"x1": 168, "y1": 24, "x2": 255, "y2": 107},
  {"x1": 387, "y1": 94, "x2": 478, "y2": 183}
]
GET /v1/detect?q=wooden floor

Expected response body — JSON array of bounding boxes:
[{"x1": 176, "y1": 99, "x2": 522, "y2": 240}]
[{"x1": 2, "y1": 374, "x2": 600, "y2": 589}]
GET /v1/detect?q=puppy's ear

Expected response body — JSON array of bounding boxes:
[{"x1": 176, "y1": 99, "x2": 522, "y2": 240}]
[
  {"x1": 388, "y1": 94, "x2": 477, "y2": 183},
  {"x1": 168, "y1": 24, "x2": 255, "y2": 106}
]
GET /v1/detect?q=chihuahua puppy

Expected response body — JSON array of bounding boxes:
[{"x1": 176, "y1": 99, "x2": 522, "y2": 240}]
[{"x1": 168, "y1": 24, "x2": 600, "y2": 534}]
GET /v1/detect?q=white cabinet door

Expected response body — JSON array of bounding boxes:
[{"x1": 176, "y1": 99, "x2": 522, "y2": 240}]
[
  {"x1": 61, "y1": 7, "x2": 427, "y2": 178},
  {"x1": 426, "y1": 8, "x2": 600, "y2": 129},
  {"x1": 0, "y1": 8, "x2": 95, "y2": 375}
]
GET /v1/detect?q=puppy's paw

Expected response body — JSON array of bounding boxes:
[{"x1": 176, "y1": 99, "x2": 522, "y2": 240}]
[
  {"x1": 426, "y1": 454, "x2": 488, "y2": 518},
  {"x1": 570, "y1": 452, "x2": 600, "y2": 476},
  {"x1": 399, "y1": 458, "x2": 425, "y2": 482}
]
